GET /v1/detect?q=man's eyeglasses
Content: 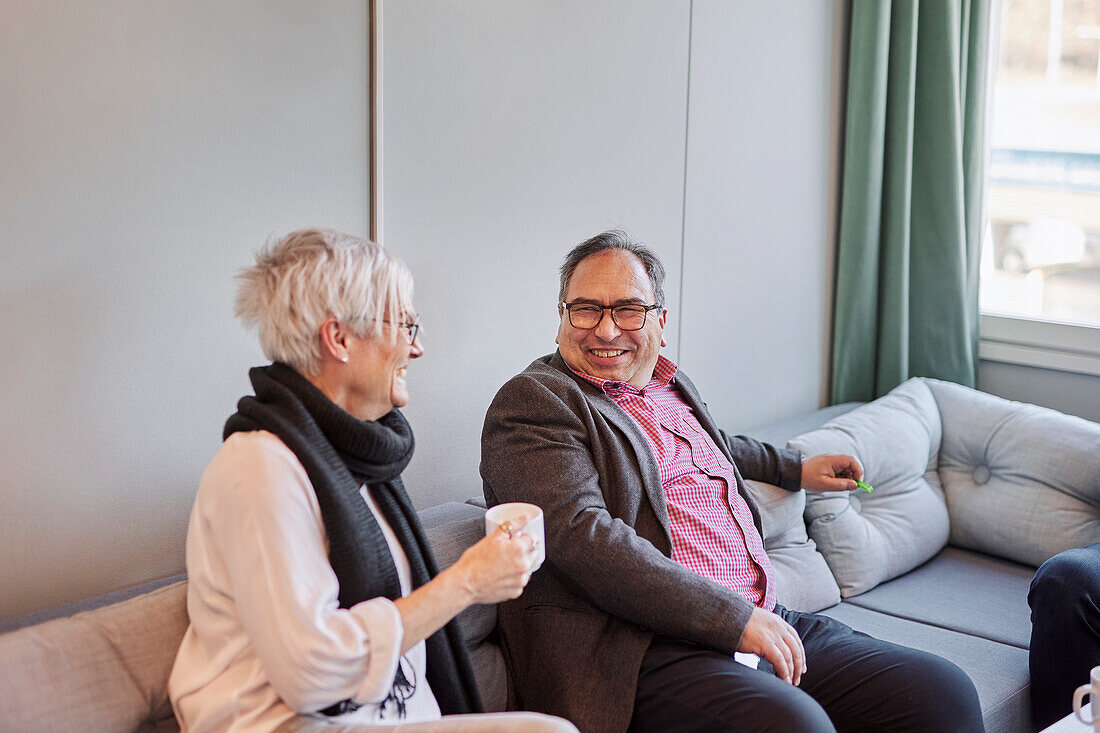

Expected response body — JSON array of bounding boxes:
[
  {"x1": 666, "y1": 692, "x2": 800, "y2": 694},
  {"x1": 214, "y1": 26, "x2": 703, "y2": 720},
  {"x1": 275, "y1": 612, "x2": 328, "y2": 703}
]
[{"x1": 560, "y1": 302, "x2": 659, "y2": 331}]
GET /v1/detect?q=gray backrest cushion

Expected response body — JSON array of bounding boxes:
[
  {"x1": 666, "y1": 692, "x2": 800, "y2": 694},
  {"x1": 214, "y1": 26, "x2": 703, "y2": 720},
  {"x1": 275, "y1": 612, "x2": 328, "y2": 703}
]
[
  {"x1": 420, "y1": 502, "x2": 498, "y2": 646},
  {"x1": 925, "y1": 378, "x2": 1100, "y2": 566},
  {"x1": 0, "y1": 501, "x2": 508, "y2": 729},
  {"x1": 744, "y1": 480, "x2": 840, "y2": 612},
  {"x1": 789, "y1": 379, "x2": 950, "y2": 597},
  {"x1": 0, "y1": 581, "x2": 188, "y2": 732},
  {"x1": 419, "y1": 501, "x2": 508, "y2": 710}
]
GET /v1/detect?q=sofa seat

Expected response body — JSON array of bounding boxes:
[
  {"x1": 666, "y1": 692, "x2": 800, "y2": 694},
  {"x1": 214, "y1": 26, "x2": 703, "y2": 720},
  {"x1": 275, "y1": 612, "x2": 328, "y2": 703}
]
[
  {"x1": 819, "y1": 602, "x2": 1031, "y2": 732},
  {"x1": 841, "y1": 546, "x2": 1035, "y2": 649},
  {"x1": 746, "y1": 379, "x2": 1100, "y2": 733},
  {"x1": 816, "y1": 545, "x2": 1036, "y2": 731}
]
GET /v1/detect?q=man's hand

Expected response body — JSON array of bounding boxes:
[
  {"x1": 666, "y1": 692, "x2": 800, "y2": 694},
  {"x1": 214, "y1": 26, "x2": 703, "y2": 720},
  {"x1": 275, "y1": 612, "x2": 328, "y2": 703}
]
[
  {"x1": 801, "y1": 453, "x2": 864, "y2": 492},
  {"x1": 738, "y1": 608, "x2": 806, "y2": 685}
]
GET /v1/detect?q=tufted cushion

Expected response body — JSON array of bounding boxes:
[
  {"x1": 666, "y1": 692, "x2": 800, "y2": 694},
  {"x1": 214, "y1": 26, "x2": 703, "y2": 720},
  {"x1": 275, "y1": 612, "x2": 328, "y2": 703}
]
[
  {"x1": 789, "y1": 379, "x2": 950, "y2": 597},
  {"x1": 925, "y1": 379, "x2": 1100, "y2": 567},
  {"x1": 744, "y1": 480, "x2": 840, "y2": 612}
]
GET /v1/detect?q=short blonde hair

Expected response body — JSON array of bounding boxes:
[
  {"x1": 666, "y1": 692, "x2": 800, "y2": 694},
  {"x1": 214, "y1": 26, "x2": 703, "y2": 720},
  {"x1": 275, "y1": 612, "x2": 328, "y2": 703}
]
[{"x1": 235, "y1": 228, "x2": 414, "y2": 374}]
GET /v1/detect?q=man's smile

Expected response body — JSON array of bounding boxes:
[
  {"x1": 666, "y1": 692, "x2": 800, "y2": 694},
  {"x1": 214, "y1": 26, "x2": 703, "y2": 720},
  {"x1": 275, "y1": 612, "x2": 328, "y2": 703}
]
[{"x1": 556, "y1": 249, "x2": 666, "y2": 389}]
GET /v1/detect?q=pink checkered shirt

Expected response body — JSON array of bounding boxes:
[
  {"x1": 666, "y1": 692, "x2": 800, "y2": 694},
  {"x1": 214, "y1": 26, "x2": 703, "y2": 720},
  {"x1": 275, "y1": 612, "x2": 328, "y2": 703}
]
[{"x1": 572, "y1": 356, "x2": 776, "y2": 610}]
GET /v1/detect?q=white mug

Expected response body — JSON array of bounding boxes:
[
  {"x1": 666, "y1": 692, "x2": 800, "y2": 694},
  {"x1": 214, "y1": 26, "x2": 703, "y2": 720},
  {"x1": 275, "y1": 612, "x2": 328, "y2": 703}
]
[
  {"x1": 485, "y1": 502, "x2": 545, "y2": 572},
  {"x1": 1074, "y1": 665, "x2": 1100, "y2": 732}
]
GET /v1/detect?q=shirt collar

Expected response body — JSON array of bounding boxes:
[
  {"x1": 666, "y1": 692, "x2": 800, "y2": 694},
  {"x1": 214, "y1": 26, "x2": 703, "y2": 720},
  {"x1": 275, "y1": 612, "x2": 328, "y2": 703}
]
[{"x1": 570, "y1": 355, "x2": 678, "y2": 397}]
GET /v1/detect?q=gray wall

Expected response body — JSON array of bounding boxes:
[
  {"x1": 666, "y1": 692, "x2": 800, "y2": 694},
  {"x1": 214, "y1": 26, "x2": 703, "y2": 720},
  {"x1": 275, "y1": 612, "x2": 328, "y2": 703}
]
[
  {"x1": 388, "y1": 0, "x2": 844, "y2": 508},
  {"x1": 0, "y1": 1, "x2": 369, "y2": 621},
  {"x1": 679, "y1": 0, "x2": 841, "y2": 432},
  {"x1": 384, "y1": 0, "x2": 690, "y2": 507},
  {"x1": 978, "y1": 361, "x2": 1100, "y2": 423},
  {"x1": 1, "y1": 0, "x2": 845, "y2": 620}
]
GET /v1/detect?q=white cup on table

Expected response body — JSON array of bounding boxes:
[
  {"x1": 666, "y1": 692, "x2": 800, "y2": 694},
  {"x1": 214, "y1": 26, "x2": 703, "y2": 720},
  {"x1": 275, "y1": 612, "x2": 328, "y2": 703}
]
[
  {"x1": 1074, "y1": 665, "x2": 1100, "y2": 731},
  {"x1": 485, "y1": 502, "x2": 545, "y2": 572}
]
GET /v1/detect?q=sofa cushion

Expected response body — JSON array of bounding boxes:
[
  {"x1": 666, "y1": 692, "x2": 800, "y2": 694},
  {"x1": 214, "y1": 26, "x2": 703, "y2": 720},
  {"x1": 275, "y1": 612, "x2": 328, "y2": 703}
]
[
  {"x1": 819, "y1": 602, "x2": 1032, "y2": 733},
  {"x1": 419, "y1": 500, "x2": 509, "y2": 711},
  {"x1": 467, "y1": 642, "x2": 508, "y2": 713},
  {"x1": 844, "y1": 547, "x2": 1035, "y2": 649},
  {"x1": 789, "y1": 379, "x2": 950, "y2": 597},
  {"x1": 0, "y1": 573, "x2": 187, "y2": 635},
  {"x1": 0, "y1": 580, "x2": 188, "y2": 732},
  {"x1": 925, "y1": 378, "x2": 1100, "y2": 567},
  {"x1": 744, "y1": 480, "x2": 840, "y2": 612},
  {"x1": 420, "y1": 501, "x2": 498, "y2": 647}
]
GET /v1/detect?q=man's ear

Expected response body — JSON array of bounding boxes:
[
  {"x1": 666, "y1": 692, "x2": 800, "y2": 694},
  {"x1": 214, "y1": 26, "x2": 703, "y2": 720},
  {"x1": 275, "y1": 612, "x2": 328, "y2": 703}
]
[
  {"x1": 319, "y1": 318, "x2": 350, "y2": 363},
  {"x1": 659, "y1": 309, "x2": 668, "y2": 348}
]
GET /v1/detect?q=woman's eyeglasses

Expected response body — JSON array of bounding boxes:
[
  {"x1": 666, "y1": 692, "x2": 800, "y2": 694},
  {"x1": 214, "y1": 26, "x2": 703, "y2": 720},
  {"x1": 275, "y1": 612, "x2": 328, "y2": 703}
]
[{"x1": 384, "y1": 319, "x2": 421, "y2": 345}]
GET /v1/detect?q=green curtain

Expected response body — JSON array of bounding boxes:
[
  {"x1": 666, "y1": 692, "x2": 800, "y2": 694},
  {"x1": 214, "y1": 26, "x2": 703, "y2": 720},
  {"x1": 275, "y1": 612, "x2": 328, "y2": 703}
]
[{"x1": 831, "y1": 0, "x2": 992, "y2": 403}]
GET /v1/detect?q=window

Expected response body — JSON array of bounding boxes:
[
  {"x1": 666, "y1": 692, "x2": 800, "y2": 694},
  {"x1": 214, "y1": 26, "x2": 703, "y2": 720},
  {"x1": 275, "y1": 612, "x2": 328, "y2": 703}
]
[{"x1": 980, "y1": 0, "x2": 1100, "y2": 375}]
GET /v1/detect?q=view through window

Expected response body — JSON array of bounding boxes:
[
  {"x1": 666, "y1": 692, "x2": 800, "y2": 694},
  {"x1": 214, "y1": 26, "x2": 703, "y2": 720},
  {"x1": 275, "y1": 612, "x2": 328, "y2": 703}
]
[{"x1": 981, "y1": 0, "x2": 1100, "y2": 327}]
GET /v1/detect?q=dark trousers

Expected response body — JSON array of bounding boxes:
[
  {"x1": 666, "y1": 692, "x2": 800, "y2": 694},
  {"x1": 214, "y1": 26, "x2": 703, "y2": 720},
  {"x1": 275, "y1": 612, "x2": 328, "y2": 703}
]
[
  {"x1": 628, "y1": 606, "x2": 984, "y2": 733},
  {"x1": 1029, "y1": 543, "x2": 1100, "y2": 731}
]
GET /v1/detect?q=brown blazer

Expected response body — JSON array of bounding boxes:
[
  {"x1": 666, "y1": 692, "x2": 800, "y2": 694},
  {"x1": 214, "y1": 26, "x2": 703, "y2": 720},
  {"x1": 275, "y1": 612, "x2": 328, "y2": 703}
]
[{"x1": 480, "y1": 352, "x2": 802, "y2": 732}]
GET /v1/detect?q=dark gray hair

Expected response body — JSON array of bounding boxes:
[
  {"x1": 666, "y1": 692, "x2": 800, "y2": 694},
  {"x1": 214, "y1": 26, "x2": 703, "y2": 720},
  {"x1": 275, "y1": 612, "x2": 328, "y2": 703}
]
[{"x1": 558, "y1": 230, "x2": 667, "y2": 308}]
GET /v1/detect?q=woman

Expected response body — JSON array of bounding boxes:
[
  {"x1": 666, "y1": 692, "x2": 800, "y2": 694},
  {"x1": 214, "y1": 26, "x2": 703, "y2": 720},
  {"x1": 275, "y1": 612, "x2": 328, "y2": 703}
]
[{"x1": 168, "y1": 229, "x2": 576, "y2": 733}]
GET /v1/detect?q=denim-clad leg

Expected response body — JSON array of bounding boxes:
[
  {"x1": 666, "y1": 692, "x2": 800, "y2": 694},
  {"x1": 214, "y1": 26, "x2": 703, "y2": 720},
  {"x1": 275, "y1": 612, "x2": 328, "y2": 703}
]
[
  {"x1": 1029, "y1": 543, "x2": 1100, "y2": 730},
  {"x1": 629, "y1": 606, "x2": 984, "y2": 733}
]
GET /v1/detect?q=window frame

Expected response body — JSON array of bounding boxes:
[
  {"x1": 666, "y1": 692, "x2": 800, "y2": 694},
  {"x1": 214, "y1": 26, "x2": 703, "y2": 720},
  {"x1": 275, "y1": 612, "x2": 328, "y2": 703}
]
[
  {"x1": 979, "y1": 313, "x2": 1100, "y2": 376},
  {"x1": 977, "y1": 0, "x2": 1100, "y2": 378}
]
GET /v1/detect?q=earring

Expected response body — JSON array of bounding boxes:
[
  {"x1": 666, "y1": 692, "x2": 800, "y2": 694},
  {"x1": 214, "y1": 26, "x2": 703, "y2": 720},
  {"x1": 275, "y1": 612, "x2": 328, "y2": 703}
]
[{"x1": 340, "y1": 354, "x2": 349, "y2": 363}]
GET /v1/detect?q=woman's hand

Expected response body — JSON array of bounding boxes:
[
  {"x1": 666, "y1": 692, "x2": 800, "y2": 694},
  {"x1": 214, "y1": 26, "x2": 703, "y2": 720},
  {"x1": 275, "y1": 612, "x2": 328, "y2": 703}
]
[
  {"x1": 393, "y1": 516, "x2": 539, "y2": 654},
  {"x1": 451, "y1": 515, "x2": 539, "y2": 605}
]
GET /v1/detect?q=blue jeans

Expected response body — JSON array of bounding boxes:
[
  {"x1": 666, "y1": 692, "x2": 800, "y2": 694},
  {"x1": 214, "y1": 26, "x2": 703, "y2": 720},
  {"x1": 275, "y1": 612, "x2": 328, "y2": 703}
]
[{"x1": 1029, "y1": 543, "x2": 1100, "y2": 730}]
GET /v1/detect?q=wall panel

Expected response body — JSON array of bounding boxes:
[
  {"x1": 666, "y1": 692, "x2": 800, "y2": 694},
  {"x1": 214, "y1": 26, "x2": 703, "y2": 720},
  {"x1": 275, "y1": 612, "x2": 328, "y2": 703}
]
[
  {"x1": 0, "y1": 0, "x2": 369, "y2": 620},
  {"x1": 384, "y1": 0, "x2": 691, "y2": 508},
  {"x1": 679, "y1": 0, "x2": 840, "y2": 433}
]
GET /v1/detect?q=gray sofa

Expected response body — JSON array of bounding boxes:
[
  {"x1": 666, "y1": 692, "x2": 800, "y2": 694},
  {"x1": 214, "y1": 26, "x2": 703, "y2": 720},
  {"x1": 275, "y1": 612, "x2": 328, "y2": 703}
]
[
  {"x1": 1, "y1": 378, "x2": 1096, "y2": 732},
  {"x1": 746, "y1": 377, "x2": 1099, "y2": 733}
]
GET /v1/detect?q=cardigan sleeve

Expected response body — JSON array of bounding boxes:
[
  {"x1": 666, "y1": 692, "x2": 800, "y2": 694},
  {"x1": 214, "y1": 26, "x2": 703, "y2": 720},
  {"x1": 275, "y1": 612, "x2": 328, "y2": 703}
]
[{"x1": 192, "y1": 432, "x2": 403, "y2": 712}]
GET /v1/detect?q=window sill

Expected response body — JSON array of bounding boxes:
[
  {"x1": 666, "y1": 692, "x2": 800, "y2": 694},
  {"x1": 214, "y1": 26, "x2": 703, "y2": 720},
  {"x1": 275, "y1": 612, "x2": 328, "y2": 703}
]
[{"x1": 979, "y1": 313, "x2": 1100, "y2": 377}]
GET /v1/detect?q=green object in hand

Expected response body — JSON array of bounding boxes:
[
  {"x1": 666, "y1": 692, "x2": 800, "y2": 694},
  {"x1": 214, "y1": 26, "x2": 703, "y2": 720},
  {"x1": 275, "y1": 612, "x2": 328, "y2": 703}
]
[
  {"x1": 837, "y1": 474, "x2": 874, "y2": 493},
  {"x1": 853, "y1": 479, "x2": 874, "y2": 493}
]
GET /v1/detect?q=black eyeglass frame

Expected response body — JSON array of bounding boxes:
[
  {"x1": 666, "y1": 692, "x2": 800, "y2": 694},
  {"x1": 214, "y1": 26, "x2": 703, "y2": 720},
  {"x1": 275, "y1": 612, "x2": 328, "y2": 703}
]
[
  {"x1": 559, "y1": 301, "x2": 660, "y2": 331},
  {"x1": 383, "y1": 319, "x2": 421, "y2": 345}
]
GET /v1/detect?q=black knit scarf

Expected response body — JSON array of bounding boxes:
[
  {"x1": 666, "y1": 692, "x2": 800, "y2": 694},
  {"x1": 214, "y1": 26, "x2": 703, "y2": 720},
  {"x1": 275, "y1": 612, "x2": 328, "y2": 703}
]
[{"x1": 223, "y1": 362, "x2": 482, "y2": 718}]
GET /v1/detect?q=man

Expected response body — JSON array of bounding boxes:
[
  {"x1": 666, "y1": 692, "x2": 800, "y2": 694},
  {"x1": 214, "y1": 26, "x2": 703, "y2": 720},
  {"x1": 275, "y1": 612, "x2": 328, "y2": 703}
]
[
  {"x1": 1029, "y1": 543, "x2": 1100, "y2": 729},
  {"x1": 480, "y1": 231, "x2": 984, "y2": 733}
]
